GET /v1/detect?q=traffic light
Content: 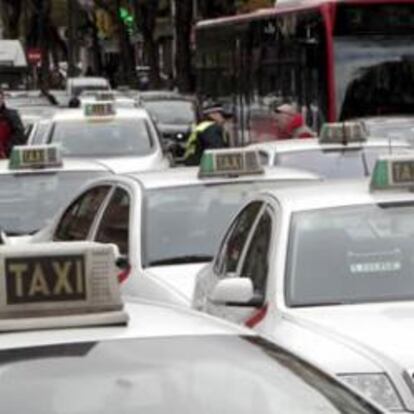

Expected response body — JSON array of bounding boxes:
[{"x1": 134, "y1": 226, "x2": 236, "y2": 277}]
[{"x1": 119, "y1": 7, "x2": 135, "y2": 35}]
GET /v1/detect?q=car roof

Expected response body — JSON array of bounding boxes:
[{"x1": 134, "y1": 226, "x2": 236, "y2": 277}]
[
  {"x1": 124, "y1": 166, "x2": 319, "y2": 189},
  {"x1": 67, "y1": 77, "x2": 109, "y2": 86},
  {"x1": 0, "y1": 299, "x2": 252, "y2": 351},
  {"x1": 0, "y1": 157, "x2": 115, "y2": 174},
  {"x1": 249, "y1": 138, "x2": 411, "y2": 153},
  {"x1": 139, "y1": 91, "x2": 193, "y2": 102},
  {"x1": 356, "y1": 115, "x2": 414, "y2": 126},
  {"x1": 262, "y1": 178, "x2": 414, "y2": 212},
  {"x1": 51, "y1": 107, "x2": 150, "y2": 122}
]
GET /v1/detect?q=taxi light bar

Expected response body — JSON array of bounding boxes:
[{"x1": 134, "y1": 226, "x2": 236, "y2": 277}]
[
  {"x1": 84, "y1": 101, "x2": 116, "y2": 117},
  {"x1": 319, "y1": 122, "x2": 367, "y2": 144},
  {"x1": 9, "y1": 145, "x2": 62, "y2": 170},
  {"x1": 0, "y1": 242, "x2": 128, "y2": 331},
  {"x1": 371, "y1": 155, "x2": 414, "y2": 191},
  {"x1": 199, "y1": 149, "x2": 264, "y2": 178}
]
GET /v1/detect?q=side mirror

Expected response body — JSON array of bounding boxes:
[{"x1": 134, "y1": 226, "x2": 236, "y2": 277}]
[{"x1": 209, "y1": 278, "x2": 255, "y2": 306}]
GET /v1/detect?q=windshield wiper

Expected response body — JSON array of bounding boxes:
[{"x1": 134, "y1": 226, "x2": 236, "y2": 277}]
[{"x1": 148, "y1": 255, "x2": 213, "y2": 266}]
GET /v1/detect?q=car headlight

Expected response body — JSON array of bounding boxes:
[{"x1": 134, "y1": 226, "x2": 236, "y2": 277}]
[
  {"x1": 338, "y1": 373, "x2": 403, "y2": 411},
  {"x1": 176, "y1": 133, "x2": 184, "y2": 140}
]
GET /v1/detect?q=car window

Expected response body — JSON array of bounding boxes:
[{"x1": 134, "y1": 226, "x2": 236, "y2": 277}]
[
  {"x1": 95, "y1": 187, "x2": 130, "y2": 256},
  {"x1": 49, "y1": 119, "x2": 154, "y2": 157},
  {"x1": 30, "y1": 121, "x2": 51, "y2": 145},
  {"x1": 240, "y1": 208, "x2": 273, "y2": 296},
  {"x1": 215, "y1": 201, "x2": 263, "y2": 276},
  {"x1": 286, "y1": 202, "x2": 414, "y2": 306},
  {"x1": 54, "y1": 186, "x2": 111, "y2": 241},
  {"x1": 275, "y1": 147, "x2": 409, "y2": 179}
]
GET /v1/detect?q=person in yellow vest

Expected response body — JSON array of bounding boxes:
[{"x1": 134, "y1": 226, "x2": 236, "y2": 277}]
[{"x1": 184, "y1": 103, "x2": 231, "y2": 166}]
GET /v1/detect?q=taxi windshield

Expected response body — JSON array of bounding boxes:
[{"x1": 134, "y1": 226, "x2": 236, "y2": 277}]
[
  {"x1": 275, "y1": 147, "x2": 407, "y2": 179},
  {"x1": 0, "y1": 336, "x2": 378, "y2": 414},
  {"x1": 144, "y1": 100, "x2": 196, "y2": 125},
  {"x1": 286, "y1": 202, "x2": 414, "y2": 306},
  {"x1": 143, "y1": 181, "x2": 293, "y2": 266},
  {"x1": 0, "y1": 171, "x2": 108, "y2": 235},
  {"x1": 49, "y1": 119, "x2": 154, "y2": 157}
]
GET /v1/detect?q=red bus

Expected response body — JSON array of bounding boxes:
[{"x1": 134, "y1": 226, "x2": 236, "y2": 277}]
[{"x1": 195, "y1": 0, "x2": 414, "y2": 143}]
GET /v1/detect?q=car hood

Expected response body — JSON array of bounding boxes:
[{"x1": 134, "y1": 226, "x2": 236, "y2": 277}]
[
  {"x1": 145, "y1": 263, "x2": 208, "y2": 306},
  {"x1": 290, "y1": 302, "x2": 414, "y2": 368}
]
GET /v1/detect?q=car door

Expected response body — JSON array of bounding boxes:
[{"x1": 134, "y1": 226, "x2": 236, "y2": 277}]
[
  {"x1": 194, "y1": 201, "x2": 264, "y2": 317},
  {"x1": 53, "y1": 185, "x2": 112, "y2": 242},
  {"x1": 205, "y1": 203, "x2": 274, "y2": 325}
]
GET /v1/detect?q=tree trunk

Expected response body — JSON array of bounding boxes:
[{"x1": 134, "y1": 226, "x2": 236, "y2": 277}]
[
  {"x1": 114, "y1": 0, "x2": 136, "y2": 86},
  {"x1": 198, "y1": 0, "x2": 236, "y2": 18},
  {"x1": 0, "y1": 0, "x2": 22, "y2": 38},
  {"x1": 133, "y1": 0, "x2": 160, "y2": 88},
  {"x1": 174, "y1": 0, "x2": 193, "y2": 92}
]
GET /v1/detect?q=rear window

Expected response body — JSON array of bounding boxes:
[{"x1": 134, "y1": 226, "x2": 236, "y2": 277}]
[
  {"x1": 275, "y1": 147, "x2": 408, "y2": 179},
  {"x1": 0, "y1": 171, "x2": 109, "y2": 234},
  {"x1": 49, "y1": 119, "x2": 154, "y2": 157}
]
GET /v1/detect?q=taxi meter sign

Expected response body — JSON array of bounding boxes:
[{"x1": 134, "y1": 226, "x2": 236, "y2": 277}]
[
  {"x1": 319, "y1": 121, "x2": 367, "y2": 144},
  {"x1": 199, "y1": 149, "x2": 264, "y2": 178},
  {"x1": 84, "y1": 101, "x2": 116, "y2": 117},
  {"x1": 371, "y1": 155, "x2": 414, "y2": 190},
  {"x1": 9, "y1": 145, "x2": 62, "y2": 170},
  {"x1": 0, "y1": 242, "x2": 127, "y2": 331},
  {"x1": 5, "y1": 255, "x2": 85, "y2": 305}
]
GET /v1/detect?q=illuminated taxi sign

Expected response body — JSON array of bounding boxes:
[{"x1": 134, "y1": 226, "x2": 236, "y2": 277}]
[
  {"x1": 0, "y1": 242, "x2": 127, "y2": 331},
  {"x1": 9, "y1": 145, "x2": 62, "y2": 170},
  {"x1": 371, "y1": 155, "x2": 414, "y2": 191},
  {"x1": 199, "y1": 149, "x2": 264, "y2": 178},
  {"x1": 319, "y1": 122, "x2": 367, "y2": 144},
  {"x1": 84, "y1": 101, "x2": 116, "y2": 117}
]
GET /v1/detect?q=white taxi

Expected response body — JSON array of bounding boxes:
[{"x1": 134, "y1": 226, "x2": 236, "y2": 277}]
[
  {"x1": 0, "y1": 241, "x2": 384, "y2": 414},
  {"x1": 249, "y1": 121, "x2": 411, "y2": 178},
  {"x1": 193, "y1": 154, "x2": 414, "y2": 412},
  {"x1": 27, "y1": 101, "x2": 170, "y2": 171},
  {"x1": 19, "y1": 149, "x2": 319, "y2": 306}
]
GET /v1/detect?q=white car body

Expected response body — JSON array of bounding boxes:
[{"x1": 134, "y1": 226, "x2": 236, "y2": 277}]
[
  {"x1": 26, "y1": 107, "x2": 170, "y2": 171},
  {"x1": 13, "y1": 166, "x2": 319, "y2": 307},
  {"x1": 193, "y1": 179, "x2": 414, "y2": 412},
  {"x1": 0, "y1": 297, "x2": 386, "y2": 414}
]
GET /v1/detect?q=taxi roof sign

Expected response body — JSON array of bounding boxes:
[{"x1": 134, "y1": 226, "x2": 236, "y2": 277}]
[
  {"x1": 319, "y1": 122, "x2": 367, "y2": 144},
  {"x1": 199, "y1": 149, "x2": 264, "y2": 178},
  {"x1": 371, "y1": 155, "x2": 414, "y2": 191},
  {"x1": 9, "y1": 145, "x2": 62, "y2": 170},
  {"x1": 84, "y1": 101, "x2": 116, "y2": 117},
  {"x1": 0, "y1": 241, "x2": 127, "y2": 331}
]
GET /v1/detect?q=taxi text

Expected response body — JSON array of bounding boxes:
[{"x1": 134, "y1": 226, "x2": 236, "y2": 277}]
[{"x1": 5, "y1": 255, "x2": 86, "y2": 304}]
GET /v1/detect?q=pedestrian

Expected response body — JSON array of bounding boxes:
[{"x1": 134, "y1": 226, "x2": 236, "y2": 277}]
[
  {"x1": 272, "y1": 103, "x2": 315, "y2": 139},
  {"x1": 0, "y1": 89, "x2": 26, "y2": 158},
  {"x1": 184, "y1": 103, "x2": 232, "y2": 166}
]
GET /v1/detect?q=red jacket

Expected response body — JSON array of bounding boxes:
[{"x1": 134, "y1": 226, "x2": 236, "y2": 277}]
[{"x1": 279, "y1": 114, "x2": 315, "y2": 140}]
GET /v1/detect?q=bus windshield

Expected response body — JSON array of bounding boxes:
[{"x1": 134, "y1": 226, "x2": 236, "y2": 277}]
[{"x1": 335, "y1": 37, "x2": 414, "y2": 120}]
